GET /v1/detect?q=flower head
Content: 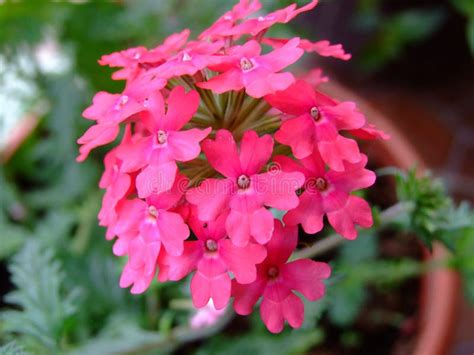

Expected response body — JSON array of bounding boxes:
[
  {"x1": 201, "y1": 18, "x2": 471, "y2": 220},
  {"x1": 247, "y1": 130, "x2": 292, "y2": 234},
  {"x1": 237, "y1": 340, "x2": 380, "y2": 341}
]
[{"x1": 77, "y1": 0, "x2": 388, "y2": 333}]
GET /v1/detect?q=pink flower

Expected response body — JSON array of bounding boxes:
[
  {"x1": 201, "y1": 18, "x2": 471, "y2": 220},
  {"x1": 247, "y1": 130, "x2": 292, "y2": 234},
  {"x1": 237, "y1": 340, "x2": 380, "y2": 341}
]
[
  {"x1": 197, "y1": 38, "x2": 303, "y2": 98},
  {"x1": 263, "y1": 37, "x2": 351, "y2": 61},
  {"x1": 159, "y1": 213, "x2": 266, "y2": 309},
  {"x1": 301, "y1": 68, "x2": 329, "y2": 87},
  {"x1": 266, "y1": 79, "x2": 365, "y2": 170},
  {"x1": 275, "y1": 151, "x2": 375, "y2": 239},
  {"x1": 148, "y1": 40, "x2": 224, "y2": 79},
  {"x1": 300, "y1": 39, "x2": 351, "y2": 60},
  {"x1": 99, "y1": 29, "x2": 190, "y2": 80},
  {"x1": 199, "y1": 0, "x2": 262, "y2": 40},
  {"x1": 187, "y1": 129, "x2": 304, "y2": 247},
  {"x1": 225, "y1": 0, "x2": 319, "y2": 38},
  {"x1": 116, "y1": 86, "x2": 210, "y2": 198},
  {"x1": 97, "y1": 142, "x2": 132, "y2": 239},
  {"x1": 115, "y1": 174, "x2": 190, "y2": 294},
  {"x1": 76, "y1": 76, "x2": 166, "y2": 162},
  {"x1": 190, "y1": 300, "x2": 227, "y2": 329},
  {"x1": 232, "y1": 220, "x2": 331, "y2": 333}
]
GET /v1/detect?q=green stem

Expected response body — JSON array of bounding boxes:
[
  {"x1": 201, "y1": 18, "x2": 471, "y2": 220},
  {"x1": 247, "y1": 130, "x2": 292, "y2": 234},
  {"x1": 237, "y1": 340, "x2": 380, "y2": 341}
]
[
  {"x1": 291, "y1": 201, "x2": 414, "y2": 260},
  {"x1": 118, "y1": 308, "x2": 234, "y2": 355}
]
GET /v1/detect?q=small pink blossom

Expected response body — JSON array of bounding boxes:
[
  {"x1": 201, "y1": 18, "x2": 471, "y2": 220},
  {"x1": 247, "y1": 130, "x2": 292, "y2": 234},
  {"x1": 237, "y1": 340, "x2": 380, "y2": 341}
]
[
  {"x1": 190, "y1": 300, "x2": 227, "y2": 329},
  {"x1": 160, "y1": 213, "x2": 266, "y2": 309},
  {"x1": 225, "y1": 0, "x2": 318, "y2": 38},
  {"x1": 275, "y1": 151, "x2": 375, "y2": 239},
  {"x1": 77, "y1": 76, "x2": 166, "y2": 162},
  {"x1": 263, "y1": 37, "x2": 351, "y2": 61},
  {"x1": 116, "y1": 86, "x2": 210, "y2": 197},
  {"x1": 187, "y1": 129, "x2": 304, "y2": 246},
  {"x1": 150, "y1": 40, "x2": 224, "y2": 79},
  {"x1": 266, "y1": 79, "x2": 365, "y2": 170},
  {"x1": 99, "y1": 29, "x2": 190, "y2": 80},
  {"x1": 199, "y1": 0, "x2": 262, "y2": 40},
  {"x1": 232, "y1": 220, "x2": 331, "y2": 333},
  {"x1": 198, "y1": 38, "x2": 303, "y2": 98}
]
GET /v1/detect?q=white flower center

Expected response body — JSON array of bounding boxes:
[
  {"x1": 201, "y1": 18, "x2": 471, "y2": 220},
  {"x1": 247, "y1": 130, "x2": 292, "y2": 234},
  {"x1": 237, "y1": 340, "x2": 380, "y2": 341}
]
[
  {"x1": 237, "y1": 174, "x2": 251, "y2": 189},
  {"x1": 240, "y1": 57, "x2": 254, "y2": 71},
  {"x1": 157, "y1": 130, "x2": 167, "y2": 144},
  {"x1": 310, "y1": 106, "x2": 320, "y2": 120}
]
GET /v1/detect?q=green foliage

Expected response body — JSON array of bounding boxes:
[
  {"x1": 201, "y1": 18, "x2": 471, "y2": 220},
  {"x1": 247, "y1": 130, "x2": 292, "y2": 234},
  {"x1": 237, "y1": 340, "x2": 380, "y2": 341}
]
[
  {"x1": 196, "y1": 328, "x2": 324, "y2": 355},
  {"x1": 0, "y1": 342, "x2": 27, "y2": 355},
  {"x1": 358, "y1": 8, "x2": 445, "y2": 71},
  {"x1": 1, "y1": 240, "x2": 81, "y2": 353},
  {"x1": 326, "y1": 231, "x2": 377, "y2": 326},
  {"x1": 396, "y1": 169, "x2": 450, "y2": 249},
  {"x1": 451, "y1": 0, "x2": 474, "y2": 54}
]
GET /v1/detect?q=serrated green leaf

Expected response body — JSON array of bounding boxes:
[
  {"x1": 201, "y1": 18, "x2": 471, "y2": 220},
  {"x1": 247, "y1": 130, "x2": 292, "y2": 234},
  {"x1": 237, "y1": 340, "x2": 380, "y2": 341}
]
[
  {"x1": 1, "y1": 240, "x2": 81, "y2": 352},
  {"x1": 0, "y1": 341, "x2": 27, "y2": 355}
]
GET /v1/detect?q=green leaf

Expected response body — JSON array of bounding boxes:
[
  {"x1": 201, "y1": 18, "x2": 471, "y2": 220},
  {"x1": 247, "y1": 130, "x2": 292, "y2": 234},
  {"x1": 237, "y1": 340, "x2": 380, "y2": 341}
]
[
  {"x1": 1, "y1": 240, "x2": 81, "y2": 352},
  {"x1": 0, "y1": 342, "x2": 27, "y2": 355},
  {"x1": 359, "y1": 8, "x2": 445, "y2": 71},
  {"x1": 71, "y1": 313, "x2": 166, "y2": 355},
  {"x1": 467, "y1": 18, "x2": 474, "y2": 55},
  {"x1": 451, "y1": 227, "x2": 474, "y2": 303}
]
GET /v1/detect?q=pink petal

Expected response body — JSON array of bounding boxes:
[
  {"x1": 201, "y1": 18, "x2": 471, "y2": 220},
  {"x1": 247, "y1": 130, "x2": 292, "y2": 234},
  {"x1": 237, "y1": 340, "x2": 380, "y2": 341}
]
[
  {"x1": 186, "y1": 178, "x2": 234, "y2": 221},
  {"x1": 326, "y1": 155, "x2": 376, "y2": 192},
  {"x1": 197, "y1": 255, "x2": 227, "y2": 278},
  {"x1": 349, "y1": 123, "x2": 390, "y2": 140},
  {"x1": 191, "y1": 271, "x2": 231, "y2": 310},
  {"x1": 197, "y1": 68, "x2": 244, "y2": 94},
  {"x1": 258, "y1": 37, "x2": 303, "y2": 72},
  {"x1": 265, "y1": 80, "x2": 315, "y2": 115},
  {"x1": 162, "y1": 241, "x2": 202, "y2": 280},
  {"x1": 260, "y1": 297, "x2": 285, "y2": 333},
  {"x1": 167, "y1": 127, "x2": 211, "y2": 162},
  {"x1": 260, "y1": 293, "x2": 305, "y2": 333},
  {"x1": 258, "y1": 171, "x2": 304, "y2": 210},
  {"x1": 226, "y1": 209, "x2": 251, "y2": 247},
  {"x1": 301, "y1": 39, "x2": 351, "y2": 60},
  {"x1": 163, "y1": 87, "x2": 201, "y2": 131},
  {"x1": 119, "y1": 261, "x2": 156, "y2": 294},
  {"x1": 327, "y1": 195, "x2": 373, "y2": 239},
  {"x1": 265, "y1": 220, "x2": 297, "y2": 265},
  {"x1": 318, "y1": 134, "x2": 361, "y2": 172},
  {"x1": 156, "y1": 210, "x2": 190, "y2": 256},
  {"x1": 281, "y1": 259, "x2": 331, "y2": 301},
  {"x1": 274, "y1": 115, "x2": 315, "y2": 159},
  {"x1": 219, "y1": 239, "x2": 266, "y2": 284},
  {"x1": 76, "y1": 122, "x2": 120, "y2": 162},
  {"x1": 323, "y1": 102, "x2": 365, "y2": 131},
  {"x1": 250, "y1": 207, "x2": 273, "y2": 244},
  {"x1": 136, "y1": 161, "x2": 177, "y2": 198},
  {"x1": 113, "y1": 199, "x2": 146, "y2": 236},
  {"x1": 246, "y1": 72, "x2": 296, "y2": 98},
  {"x1": 239, "y1": 131, "x2": 273, "y2": 176},
  {"x1": 201, "y1": 130, "x2": 241, "y2": 178},
  {"x1": 232, "y1": 278, "x2": 266, "y2": 315},
  {"x1": 283, "y1": 191, "x2": 324, "y2": 234},
  {"x1": 115, "y1": 135, "x2": 153, "y2": 173}
]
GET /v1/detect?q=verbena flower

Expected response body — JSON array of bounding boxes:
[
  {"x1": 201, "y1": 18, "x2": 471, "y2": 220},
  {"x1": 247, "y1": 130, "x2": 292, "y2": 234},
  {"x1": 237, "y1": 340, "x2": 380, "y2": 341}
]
[{"x1": 77, "y1": 0, "x2": 388, "y2": 333}]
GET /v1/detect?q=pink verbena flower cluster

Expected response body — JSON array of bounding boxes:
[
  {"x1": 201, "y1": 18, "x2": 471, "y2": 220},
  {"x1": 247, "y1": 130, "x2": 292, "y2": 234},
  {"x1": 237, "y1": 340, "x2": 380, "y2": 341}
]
[{"x1": 78, "y1": 0, "x2": 388, "y2": 333}]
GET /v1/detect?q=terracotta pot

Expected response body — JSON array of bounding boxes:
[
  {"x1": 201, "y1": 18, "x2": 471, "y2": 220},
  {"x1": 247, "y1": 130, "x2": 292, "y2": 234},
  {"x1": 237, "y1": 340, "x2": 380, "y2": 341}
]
[{"x1": 324, "y1": 81, "x2": 460, "y2": 355}]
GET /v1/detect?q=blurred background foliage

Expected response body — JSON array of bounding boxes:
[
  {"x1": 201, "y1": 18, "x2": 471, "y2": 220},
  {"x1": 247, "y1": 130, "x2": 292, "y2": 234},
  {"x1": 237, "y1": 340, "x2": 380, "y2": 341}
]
[{"x1": 0, "y1": 1, "x2": 473, "y2": 354}]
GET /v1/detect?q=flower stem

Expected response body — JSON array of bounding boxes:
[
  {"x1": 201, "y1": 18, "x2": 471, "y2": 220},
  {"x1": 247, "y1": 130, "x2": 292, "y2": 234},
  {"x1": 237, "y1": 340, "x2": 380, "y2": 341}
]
[{"x1": 291, "y1": 201, "x2": 414, "y2": 260}]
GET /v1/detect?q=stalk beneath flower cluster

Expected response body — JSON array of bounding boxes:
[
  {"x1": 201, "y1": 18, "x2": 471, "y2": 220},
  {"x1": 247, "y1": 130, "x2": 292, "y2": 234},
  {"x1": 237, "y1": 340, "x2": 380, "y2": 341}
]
[{"x1": 291, "y1": 201, "x2": 415, "y2": 260}]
